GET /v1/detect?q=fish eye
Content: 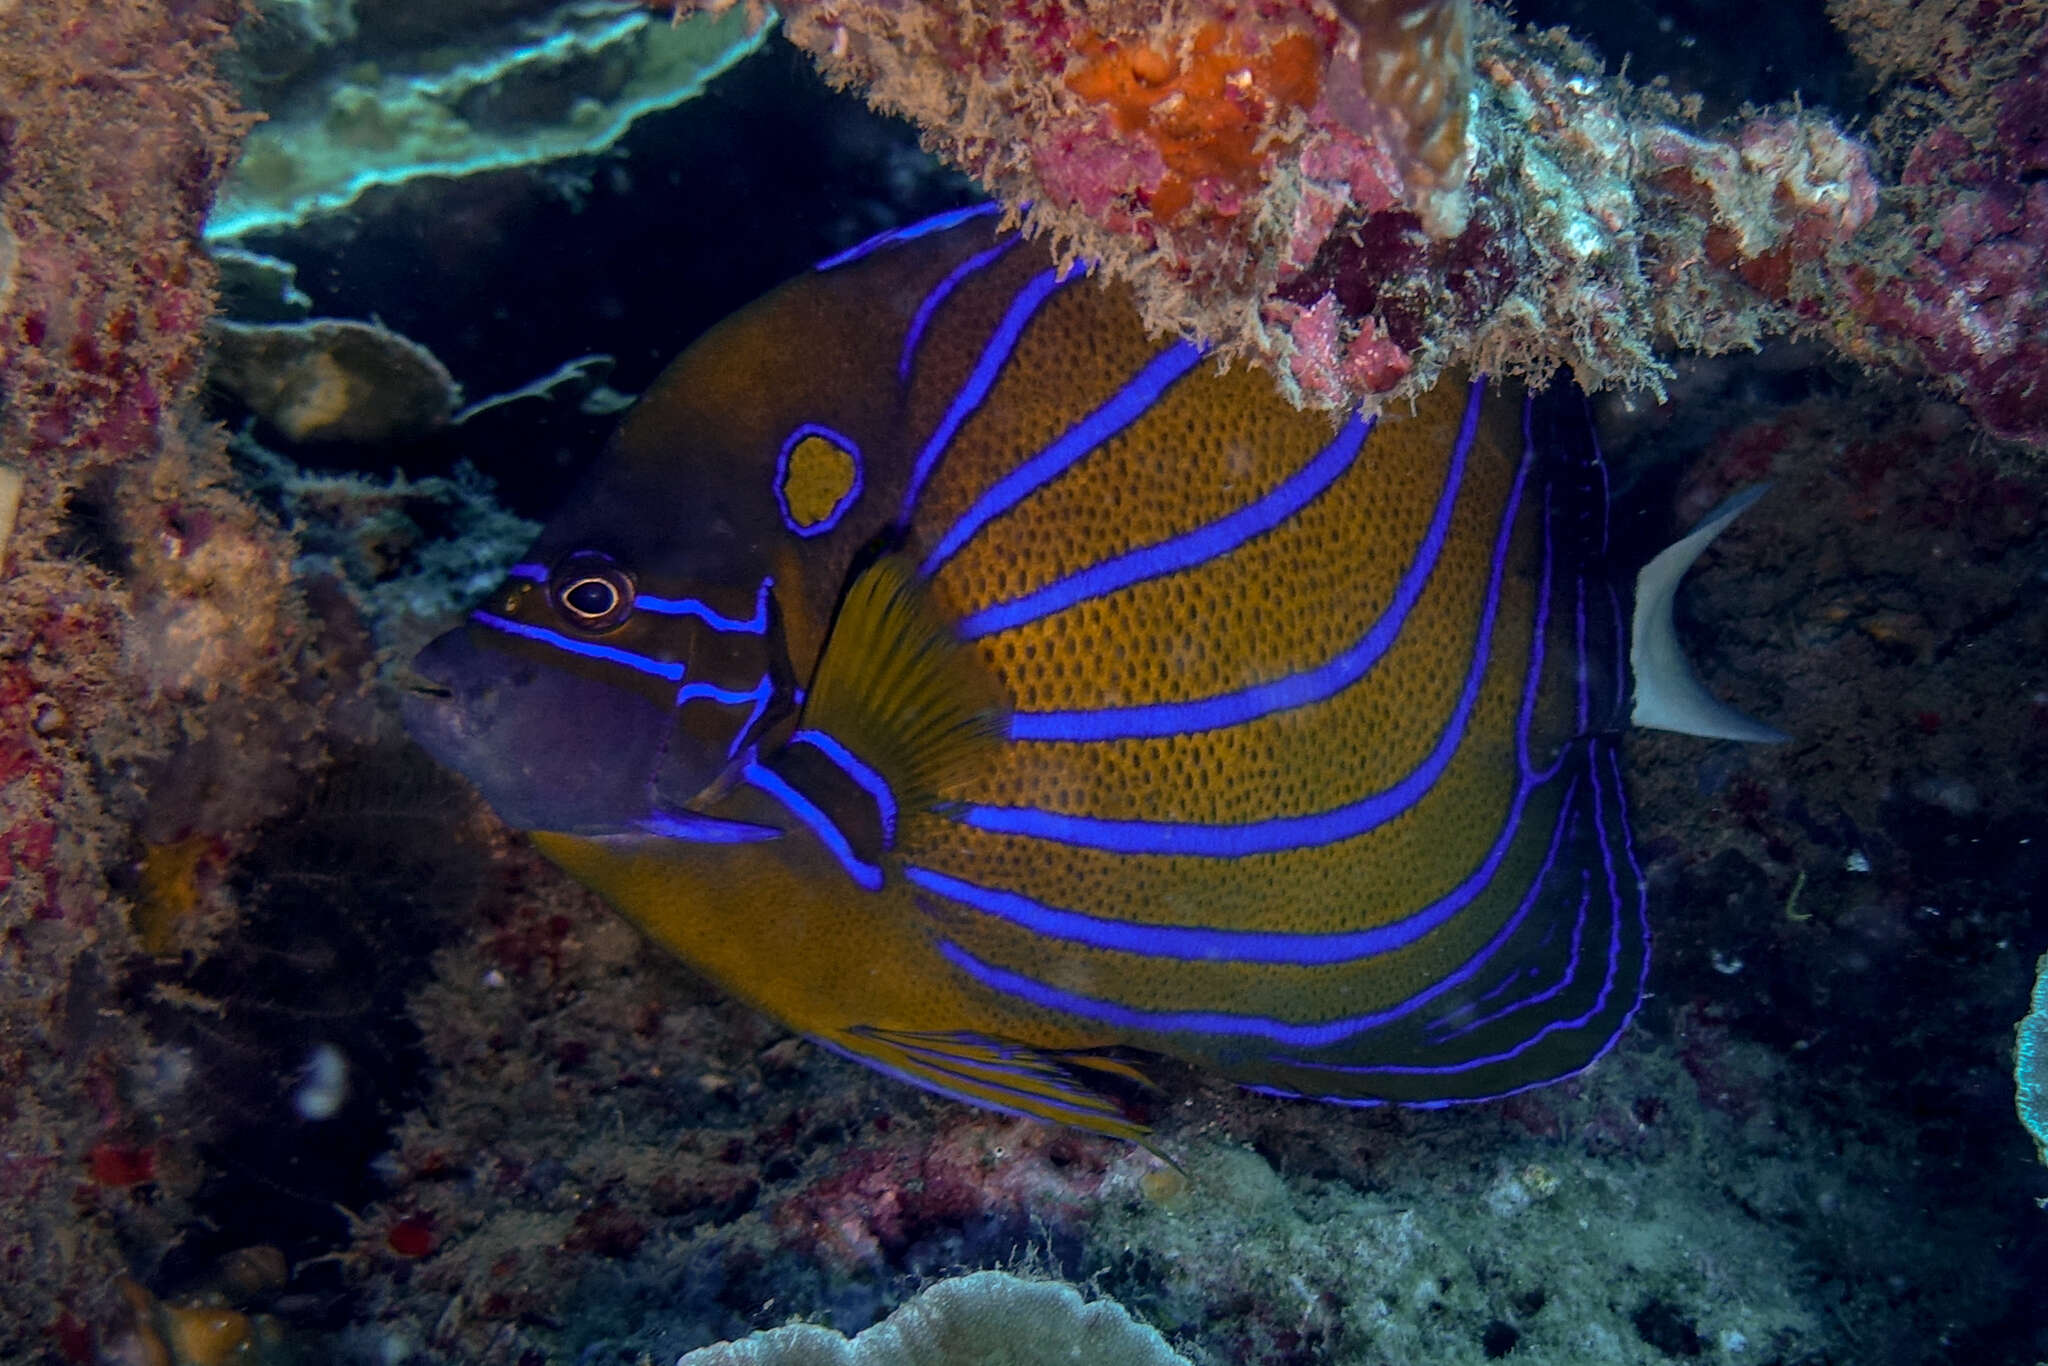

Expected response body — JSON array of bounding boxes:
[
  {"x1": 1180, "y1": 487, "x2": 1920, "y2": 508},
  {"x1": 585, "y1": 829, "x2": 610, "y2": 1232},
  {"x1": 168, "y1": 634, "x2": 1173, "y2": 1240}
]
[{"x1": 549, "y1": 552, "x2": 635, "y2": 631}]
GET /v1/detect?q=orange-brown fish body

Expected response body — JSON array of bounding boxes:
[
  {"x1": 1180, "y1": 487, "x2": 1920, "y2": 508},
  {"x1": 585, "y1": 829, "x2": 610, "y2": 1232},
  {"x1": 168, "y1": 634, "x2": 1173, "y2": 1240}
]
[{"x1": 406, "y1": 205, "x2": 1644, "y2": 1137}]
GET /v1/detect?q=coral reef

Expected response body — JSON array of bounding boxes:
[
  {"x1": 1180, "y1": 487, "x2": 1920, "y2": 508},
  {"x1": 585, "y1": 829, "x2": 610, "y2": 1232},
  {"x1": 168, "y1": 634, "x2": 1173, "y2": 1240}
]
[
  {"x1": 677, "y1": 1270, "x2": 1191, "y2": 1365},
  {"x1": 0, "y1": 0, "x2": 377, "y2": 1354},
  {"x1": 2023, "y1": 954, "x2": 2048, "y2": 1168},
  {"x1": 208, "y1": 317, "x2": 460, "y2": 445},
  {"x1": 680, "y1": 0, "x2": 2048, "y2": 448},
  {"x1": 5, "y1": 0, "x2": 2047, "y2": 1362},
  {"x1": 209, "y1": 0, "x2": 766, "y2": 239}
]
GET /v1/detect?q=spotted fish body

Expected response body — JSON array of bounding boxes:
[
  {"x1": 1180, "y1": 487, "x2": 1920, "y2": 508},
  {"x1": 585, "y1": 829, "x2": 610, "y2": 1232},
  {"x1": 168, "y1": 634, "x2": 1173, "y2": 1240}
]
[{"x1": 405, "y1": 204, "x2": 1648, "y2": 1138}]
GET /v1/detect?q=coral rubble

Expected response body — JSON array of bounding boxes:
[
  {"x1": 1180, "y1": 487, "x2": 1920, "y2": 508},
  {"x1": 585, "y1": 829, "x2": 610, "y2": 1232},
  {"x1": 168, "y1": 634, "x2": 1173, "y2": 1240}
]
[{"x1": 687, "y1": 0, "x2": 2048, "y2": 448}]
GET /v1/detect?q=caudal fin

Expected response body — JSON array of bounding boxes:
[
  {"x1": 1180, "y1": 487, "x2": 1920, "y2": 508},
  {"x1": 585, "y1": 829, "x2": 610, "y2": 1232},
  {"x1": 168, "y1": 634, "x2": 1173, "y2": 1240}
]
[{"x1": 1630, "y1": 485, "x2": 1787, "y2": 743}]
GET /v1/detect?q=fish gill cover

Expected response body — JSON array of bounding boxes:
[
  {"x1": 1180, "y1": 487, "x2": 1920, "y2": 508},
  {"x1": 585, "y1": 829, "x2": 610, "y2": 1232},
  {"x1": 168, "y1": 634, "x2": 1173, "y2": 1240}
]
[{"x1": 0, "y1": 0, "x2": 2045, "y2": 1363}]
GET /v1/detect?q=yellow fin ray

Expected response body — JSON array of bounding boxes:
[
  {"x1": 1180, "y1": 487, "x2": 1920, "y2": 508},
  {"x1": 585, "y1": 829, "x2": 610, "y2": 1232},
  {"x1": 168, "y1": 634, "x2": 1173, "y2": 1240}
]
[
  {"x1": 797, "y1": 553, "x2": 1007, "y2": 811},
  {"x1": 832, "y1": 1025, "x2": 1152, "y2": 1140}
]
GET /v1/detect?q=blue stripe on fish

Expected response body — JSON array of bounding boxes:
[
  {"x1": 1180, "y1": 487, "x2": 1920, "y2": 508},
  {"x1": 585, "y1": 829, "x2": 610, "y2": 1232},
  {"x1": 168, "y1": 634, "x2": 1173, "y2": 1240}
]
[
  {"x1": 743, "y1": 760, "x2": 884, "y2": 891},
  {"x1": 1003, "y1": 377, "x2": 1485, "y2": 743},
  {"x1": 636, "y1": 578, "x2": 774, "y2": 631},
  {"x1": 955, "y1": 399, "x2": 1524, "y2": 857},
  {"x1": 637, "y1": 811, "x2": 783, "y2": 844},
  {"x1": 899, "y1": 267, "x2": 1074, "y2": 523},
  {"x1": 814, "y1": 201, "x2": 1003, "y2": 272},
  {"x1": 793, "y1": 729, "x2": 900, "y2": 846},
  {"x1": 1268, "y1": 743, "x2": 1644, "y2": 1083},
  {"x1": 917, "y1": 341, "x2": 1209, "y2": 578},
  {"x1": 901, "y1": 237, "x2": 1021, "y2": 383},
  {"x1": 958, "y1": 410, "x2": 1375, "y2": 639}
]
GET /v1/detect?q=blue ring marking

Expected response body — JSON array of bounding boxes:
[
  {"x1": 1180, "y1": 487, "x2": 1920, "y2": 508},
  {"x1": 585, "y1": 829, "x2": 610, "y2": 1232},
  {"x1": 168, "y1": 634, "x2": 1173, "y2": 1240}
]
[
  {"x1": 814, "y1": 202, "x2": 1003, "y2": 272},
  {"x1": 509, "y1": 562, "x2": 771, "y2": 632},
  {"x1": 958, "y1": 383, "x2": 1522, "y2": 857},
  {"x1": 742, "y1": 761, "x2": 884, "y2": 891},
  {"x1": 470, "y1": 610, "x2": 683, "y2": 681},
  {"x1": 636, "y1": 811, "x2": 783, "y2": 844},
  {"x1": 918, "y1": 341, "x2": 1208, "y2": 578},
  {"x1": 634, "y1": 577, "x2": 773, "y2": 632},
  {"x1": 959, "y1": 410, "x2": 1372, "y2": 639},
  {"x1": 899, "y1": 267, "x2": 1072, "y2": 524},
  {"x1": 774, "y1": 425, "x2": 864, "y2": 538},
  {"x1": 901, "y1": 236, "x2": 1022, "y2": 383},
  {"x1": 792, "y1": 729, "x2": 899, "y2": 846},
  {"x1": 1005, "y1": 375, "x2": 1487, "y2": 743}
]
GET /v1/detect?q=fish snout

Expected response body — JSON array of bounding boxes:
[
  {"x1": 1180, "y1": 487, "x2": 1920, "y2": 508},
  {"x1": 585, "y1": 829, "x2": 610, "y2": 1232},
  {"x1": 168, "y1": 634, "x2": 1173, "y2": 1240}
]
[{"x1": 399, "y1": 624, "x2": 673, "y2": 834}]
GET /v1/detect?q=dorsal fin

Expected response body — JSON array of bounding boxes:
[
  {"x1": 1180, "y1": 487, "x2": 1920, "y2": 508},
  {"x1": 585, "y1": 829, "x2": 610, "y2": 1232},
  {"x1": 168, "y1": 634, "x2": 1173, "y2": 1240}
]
[
  {"x1": 796, "y1": 552, "x2": 1008, "y2": 810},
  {"x1": 1630, "y1": 485, "x2": 1787, "y2": 743}
]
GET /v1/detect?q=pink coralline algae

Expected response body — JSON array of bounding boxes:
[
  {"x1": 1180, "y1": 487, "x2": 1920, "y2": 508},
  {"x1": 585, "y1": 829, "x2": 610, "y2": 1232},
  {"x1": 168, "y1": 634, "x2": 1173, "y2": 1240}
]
[
  {"x1": 1839, "y1": 78, "x2": 2048, "y2": 446},
  {"x1": 772, "y1": 1114, "x2": 1141, "y2": 1270},
  {"x1": 677, "y1": 0, "x2": 2048, "y2": 449}
]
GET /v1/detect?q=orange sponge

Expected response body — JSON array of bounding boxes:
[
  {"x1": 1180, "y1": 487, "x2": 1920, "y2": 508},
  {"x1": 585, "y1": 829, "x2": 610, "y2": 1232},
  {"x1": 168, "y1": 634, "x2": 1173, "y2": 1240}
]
[{"x1": 1066, "y1": 22, "x2": 1322, "y2": 221}]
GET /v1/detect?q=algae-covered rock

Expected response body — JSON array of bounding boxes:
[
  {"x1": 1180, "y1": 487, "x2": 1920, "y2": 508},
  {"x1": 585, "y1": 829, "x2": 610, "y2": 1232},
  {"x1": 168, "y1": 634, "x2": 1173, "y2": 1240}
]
[
  {"x1": 677, "y1": 1272, "x2": 1189, "y2": 1366},
  {"x1": 2020, "y1": 952, "x2": 2048, "y2": 1168},
  {"x1": 209, "y1": 317, "x2": 458, "y2": 444}
]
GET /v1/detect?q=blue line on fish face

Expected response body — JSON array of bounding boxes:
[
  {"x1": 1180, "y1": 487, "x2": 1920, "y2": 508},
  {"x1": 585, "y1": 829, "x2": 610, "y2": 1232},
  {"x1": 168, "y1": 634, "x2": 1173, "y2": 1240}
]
[
  {"x1": 1001, "y1": 378, "x2": 1486, "y2": 743},
  {"x1": 957, "y1": 410, "x2": 1375, "y2": 639},
  {"x1": 635, "y1": 577, "x2": 775, "y2": 630},
  {"x1": 506, "y1": 564, "x2": 775, "y2": 633},
  {"x1": 470, "y1": 610, "x2": 685, "y2": 682}
]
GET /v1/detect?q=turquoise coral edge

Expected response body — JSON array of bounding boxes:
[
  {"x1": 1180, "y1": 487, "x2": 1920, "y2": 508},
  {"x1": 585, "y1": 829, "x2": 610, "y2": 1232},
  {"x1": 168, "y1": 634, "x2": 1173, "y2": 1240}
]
[{"x1": 2020, "y1": 952, "x2": 2048, "y2": 1168}]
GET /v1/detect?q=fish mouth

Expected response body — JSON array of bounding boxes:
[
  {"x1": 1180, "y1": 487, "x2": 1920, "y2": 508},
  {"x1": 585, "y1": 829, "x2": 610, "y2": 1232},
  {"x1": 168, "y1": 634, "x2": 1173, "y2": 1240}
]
[{"x1": 388, "y1": 663, "x2": 453, "y2": 701}]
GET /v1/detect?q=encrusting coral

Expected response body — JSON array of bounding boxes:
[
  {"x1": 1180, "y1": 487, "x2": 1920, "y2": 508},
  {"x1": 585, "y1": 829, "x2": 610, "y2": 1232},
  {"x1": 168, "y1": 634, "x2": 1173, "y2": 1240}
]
[
  {"x1": 677, "y1": 1271, "x2": 1191, "y2": 1365},
  {"x1": 0, "y1": 1, "x2": 378, "y2": 1353},
  {"x1": 672, "y1": 0, "x2": 2048, "y2": 449}
]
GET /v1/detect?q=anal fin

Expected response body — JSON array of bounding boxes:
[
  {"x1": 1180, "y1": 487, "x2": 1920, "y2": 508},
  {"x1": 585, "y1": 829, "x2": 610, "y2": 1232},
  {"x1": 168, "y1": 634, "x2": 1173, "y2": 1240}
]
[{"x1": 827, "y1": 1025, "x2": 1153, "y2": 1141}]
